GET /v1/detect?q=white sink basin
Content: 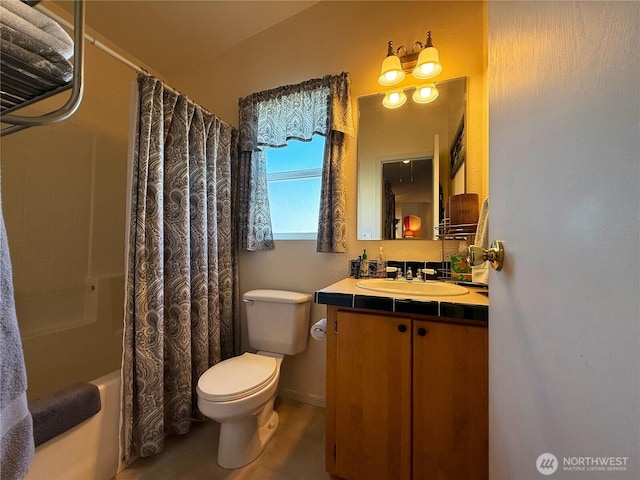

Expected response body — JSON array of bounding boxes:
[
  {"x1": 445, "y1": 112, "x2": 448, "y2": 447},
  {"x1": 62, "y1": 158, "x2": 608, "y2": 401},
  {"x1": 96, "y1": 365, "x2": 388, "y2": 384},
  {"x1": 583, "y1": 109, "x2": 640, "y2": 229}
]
[{"x1": 356, "y1": 279, "x2": 469, "y2": 296}]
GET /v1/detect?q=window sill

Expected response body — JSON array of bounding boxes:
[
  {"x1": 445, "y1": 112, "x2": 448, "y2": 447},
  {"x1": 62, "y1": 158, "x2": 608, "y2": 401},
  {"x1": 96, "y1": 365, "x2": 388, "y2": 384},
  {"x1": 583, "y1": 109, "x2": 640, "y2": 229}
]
[{"x1": 273, "y1": 233, "x2": 317, "y2": 240}]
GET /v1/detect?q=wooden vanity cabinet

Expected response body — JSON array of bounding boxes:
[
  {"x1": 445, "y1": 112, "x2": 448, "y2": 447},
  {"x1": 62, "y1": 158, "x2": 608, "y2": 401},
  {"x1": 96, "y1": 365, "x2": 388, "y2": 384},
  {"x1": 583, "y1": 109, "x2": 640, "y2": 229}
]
[
  {"x1": 412, "y1": 319, "x2": 488, "y2": 480},
  {"x1": 326, "y1": 308, "x2": 412, "y2": 480},
  {"x1": 325, "y1": 306, "x2": 488, "y2": 480}
]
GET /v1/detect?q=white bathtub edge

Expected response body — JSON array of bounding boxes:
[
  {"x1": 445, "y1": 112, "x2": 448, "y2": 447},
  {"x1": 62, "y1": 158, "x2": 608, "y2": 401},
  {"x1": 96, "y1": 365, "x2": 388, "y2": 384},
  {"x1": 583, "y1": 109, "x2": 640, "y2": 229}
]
[{"x1": 25, "y1": 369, "x2": 121, "y2": 480}]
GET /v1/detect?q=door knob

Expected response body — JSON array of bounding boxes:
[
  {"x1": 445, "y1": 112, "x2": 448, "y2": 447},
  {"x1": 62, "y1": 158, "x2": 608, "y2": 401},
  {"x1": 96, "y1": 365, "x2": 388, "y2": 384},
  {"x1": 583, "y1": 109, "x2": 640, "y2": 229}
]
[
  {"x1": 417, "y1": 327, "x2": 427, "y2": 337},
  {"x1": 467, "y1": 240, "x2": 504, "y2": 271}
]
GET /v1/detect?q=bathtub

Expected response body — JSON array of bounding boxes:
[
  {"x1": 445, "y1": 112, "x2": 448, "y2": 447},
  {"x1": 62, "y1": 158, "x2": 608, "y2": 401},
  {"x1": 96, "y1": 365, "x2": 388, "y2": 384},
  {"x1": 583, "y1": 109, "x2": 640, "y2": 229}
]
[{"x1": 25, "y1": 370, "x2": 122, "y2": 480}]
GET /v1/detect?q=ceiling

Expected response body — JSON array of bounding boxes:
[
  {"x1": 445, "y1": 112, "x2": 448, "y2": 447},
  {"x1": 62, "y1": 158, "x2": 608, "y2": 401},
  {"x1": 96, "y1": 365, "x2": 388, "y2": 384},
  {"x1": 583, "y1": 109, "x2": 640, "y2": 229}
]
[{"x1": 52, "y1": 1, "x2": 318, "y2": 77}]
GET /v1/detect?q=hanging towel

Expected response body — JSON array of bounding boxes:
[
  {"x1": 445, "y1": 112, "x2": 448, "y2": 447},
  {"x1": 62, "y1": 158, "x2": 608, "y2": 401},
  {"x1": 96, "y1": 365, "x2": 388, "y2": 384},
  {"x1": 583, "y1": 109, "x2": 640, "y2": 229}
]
[
  {"x1": 472, "y1": 197, "x2": 489, "y2": 285},
  {"x1": 0, "y1": 172, "x2": 35, "y2": 479}
]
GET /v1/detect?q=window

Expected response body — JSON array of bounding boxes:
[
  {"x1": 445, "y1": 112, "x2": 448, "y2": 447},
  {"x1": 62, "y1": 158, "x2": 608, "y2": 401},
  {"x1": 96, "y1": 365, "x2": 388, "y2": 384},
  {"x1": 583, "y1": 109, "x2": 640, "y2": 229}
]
[{"x1": 265, "y1": 135, "x2": 325, "y2": 239}]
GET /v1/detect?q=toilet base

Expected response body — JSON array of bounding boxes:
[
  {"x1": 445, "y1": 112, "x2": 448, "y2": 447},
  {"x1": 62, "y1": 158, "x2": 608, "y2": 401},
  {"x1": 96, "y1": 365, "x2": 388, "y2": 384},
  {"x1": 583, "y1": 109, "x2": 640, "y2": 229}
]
[{"x1": 217, "y1": 397, "x2": 279, "y2": 469}]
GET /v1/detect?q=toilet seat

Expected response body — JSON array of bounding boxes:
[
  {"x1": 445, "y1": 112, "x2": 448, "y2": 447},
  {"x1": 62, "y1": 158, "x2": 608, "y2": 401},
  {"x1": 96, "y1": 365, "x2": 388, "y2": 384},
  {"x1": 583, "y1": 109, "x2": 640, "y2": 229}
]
[{"x1": 197, "y1": 353, "x2": 277, "y2": 402}]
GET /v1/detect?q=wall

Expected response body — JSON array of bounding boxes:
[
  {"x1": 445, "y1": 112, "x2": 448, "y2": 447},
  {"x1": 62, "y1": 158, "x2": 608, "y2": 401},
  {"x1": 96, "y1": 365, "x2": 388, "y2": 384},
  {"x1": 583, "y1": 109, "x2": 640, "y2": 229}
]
[
  {"x1": 1, "y1": 122, "x2": 126, "y2": 400},
  {"x1": 2, "y1": 122, "x2": 95, "y2": 338},
  {"x1": 489, "y1": 1, "x2": 639, "y2": 478},
  {"x1": 169, "y1": 1, "x2": 487, "y2": 403}
]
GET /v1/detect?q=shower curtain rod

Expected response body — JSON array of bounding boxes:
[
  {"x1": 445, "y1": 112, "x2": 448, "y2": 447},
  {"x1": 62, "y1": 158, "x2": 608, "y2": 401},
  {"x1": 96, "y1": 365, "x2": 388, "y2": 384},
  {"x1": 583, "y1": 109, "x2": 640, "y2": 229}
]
[{"x1": 34, "y1": 4, "x2": 182, "y2": 97}]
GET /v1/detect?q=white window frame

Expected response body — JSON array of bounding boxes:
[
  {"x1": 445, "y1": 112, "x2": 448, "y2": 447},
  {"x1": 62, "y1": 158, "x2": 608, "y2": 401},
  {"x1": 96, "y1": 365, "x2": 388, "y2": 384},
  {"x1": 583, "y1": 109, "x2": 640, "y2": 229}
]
[{"x1": 267, "y1": 167, "x2": 323, "y2": 240}]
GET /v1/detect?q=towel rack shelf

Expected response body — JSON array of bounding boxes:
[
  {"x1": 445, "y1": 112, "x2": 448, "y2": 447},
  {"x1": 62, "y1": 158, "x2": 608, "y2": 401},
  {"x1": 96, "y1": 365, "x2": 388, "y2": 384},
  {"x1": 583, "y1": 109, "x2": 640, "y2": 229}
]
[
  {"x1": 435, "y1": 220, "x2": 477, "y2": 240},
  {"x1": 0, "y1": 0, "x2": 85, "y2": 136},
  {"x1": 1, "y1": 53, "x2": 72, "y2": 112},
  {"x1": 435, "y1": 219, "x2": 477, "y2": 281}
]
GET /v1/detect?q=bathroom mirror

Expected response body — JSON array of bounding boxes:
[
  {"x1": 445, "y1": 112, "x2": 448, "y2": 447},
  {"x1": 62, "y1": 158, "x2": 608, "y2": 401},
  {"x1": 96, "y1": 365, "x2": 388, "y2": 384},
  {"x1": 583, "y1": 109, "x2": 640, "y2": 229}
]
[{"x1": 357, "y1": 77, "x2": 466, "y2": 240}]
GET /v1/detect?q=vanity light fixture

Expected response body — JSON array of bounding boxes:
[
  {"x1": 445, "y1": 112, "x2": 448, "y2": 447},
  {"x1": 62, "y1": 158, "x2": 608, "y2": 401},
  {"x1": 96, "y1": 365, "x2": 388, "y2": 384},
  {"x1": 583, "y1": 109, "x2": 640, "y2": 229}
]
[
  {"x1": 382, "y1": 90, "x2": 407, "y2": 109},
  {"x1": 377, "y1": 31, "x2": 443, "y2": 87},
  {"x1": 413, "y1": 32, "x2": 443, "y2": 79},
  {"x1": 378, "y1": 42, "x2": 406, "y2": 86},
  {"x1": 382, "y1": 84, "x2": 439, "y2": 109},
  {"x1": 412, "y1": 84, "x2": 439, "y2": 104}
]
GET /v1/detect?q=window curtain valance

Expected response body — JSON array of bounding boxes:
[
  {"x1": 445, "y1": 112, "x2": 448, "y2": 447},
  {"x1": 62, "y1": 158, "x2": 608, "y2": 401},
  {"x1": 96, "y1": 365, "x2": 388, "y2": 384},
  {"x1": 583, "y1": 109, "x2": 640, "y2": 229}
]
[{"x1": 237, "y1": 72, "x2": 354, "y2": 252}]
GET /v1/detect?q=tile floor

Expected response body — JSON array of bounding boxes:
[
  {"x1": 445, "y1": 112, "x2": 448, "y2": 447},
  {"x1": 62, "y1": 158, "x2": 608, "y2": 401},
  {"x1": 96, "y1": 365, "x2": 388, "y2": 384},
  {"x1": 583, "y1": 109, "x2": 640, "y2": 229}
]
[{"x1": 114, "y1": 397, "x2": 333, "y2": 480}]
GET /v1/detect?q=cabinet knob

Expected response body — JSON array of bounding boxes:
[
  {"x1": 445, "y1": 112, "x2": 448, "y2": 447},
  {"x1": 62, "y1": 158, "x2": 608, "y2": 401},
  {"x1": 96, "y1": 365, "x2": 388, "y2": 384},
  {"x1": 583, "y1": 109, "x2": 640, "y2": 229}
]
[
  {"x1": 398, "y1": 324, "x2": 407, "y2": 333},
  {"x1": 417, "y1": 327, "x2": 428, "y2": 337}
]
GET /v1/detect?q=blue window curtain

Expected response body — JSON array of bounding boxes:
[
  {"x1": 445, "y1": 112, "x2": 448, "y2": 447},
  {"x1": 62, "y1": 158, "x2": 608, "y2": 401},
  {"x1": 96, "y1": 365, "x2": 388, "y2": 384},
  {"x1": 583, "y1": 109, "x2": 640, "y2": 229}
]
[{"x1": 237, "y1": 72, "x2": 354, "y2": 252}]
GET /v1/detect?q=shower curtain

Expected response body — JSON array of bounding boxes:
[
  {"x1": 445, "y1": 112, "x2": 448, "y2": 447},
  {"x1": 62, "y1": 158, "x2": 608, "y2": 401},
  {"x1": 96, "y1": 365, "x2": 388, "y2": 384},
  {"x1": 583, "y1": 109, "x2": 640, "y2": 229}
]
[{"x1": 121, "y1": 74, "x2": 239, "y2": 463}]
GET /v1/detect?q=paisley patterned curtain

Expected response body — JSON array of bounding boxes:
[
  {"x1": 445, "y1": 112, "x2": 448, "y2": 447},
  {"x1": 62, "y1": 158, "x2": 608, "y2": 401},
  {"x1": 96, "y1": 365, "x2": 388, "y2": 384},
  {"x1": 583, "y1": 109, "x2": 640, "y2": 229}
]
[
  {"x1": 121, "y1": 74, "x2": 240, "y2": 464},
  {"x1": 238, "y1": 72, "x2": 354, "y2": 252},
  {"x1": 384, "y1": 179, "x2": 396, "y2": 240}
]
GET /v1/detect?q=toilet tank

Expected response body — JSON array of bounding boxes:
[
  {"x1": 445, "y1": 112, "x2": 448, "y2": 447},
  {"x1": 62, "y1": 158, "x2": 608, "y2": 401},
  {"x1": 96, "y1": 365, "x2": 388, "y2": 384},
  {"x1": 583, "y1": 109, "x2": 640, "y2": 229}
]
[{"x1": 243, "y1": 290, "x2": 312, "y2": 355}]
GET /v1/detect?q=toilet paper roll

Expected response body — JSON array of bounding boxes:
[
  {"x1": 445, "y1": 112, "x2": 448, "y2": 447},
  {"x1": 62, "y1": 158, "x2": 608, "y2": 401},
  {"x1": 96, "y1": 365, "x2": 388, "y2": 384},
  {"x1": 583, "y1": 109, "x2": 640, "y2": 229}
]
[{"x1": 310, "y1": 318, "x2": 327, "y2": 340}]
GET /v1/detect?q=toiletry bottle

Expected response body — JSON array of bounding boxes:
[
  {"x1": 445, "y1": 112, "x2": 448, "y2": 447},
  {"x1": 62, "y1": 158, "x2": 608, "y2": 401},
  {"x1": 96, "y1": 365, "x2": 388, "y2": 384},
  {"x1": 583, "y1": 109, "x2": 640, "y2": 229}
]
[
  {"x1": 376, "y1": 247, "x2": 387, "y2": 278},
  {"x1": 360, "y1": 249, "x2": 369, "y2": 278}
]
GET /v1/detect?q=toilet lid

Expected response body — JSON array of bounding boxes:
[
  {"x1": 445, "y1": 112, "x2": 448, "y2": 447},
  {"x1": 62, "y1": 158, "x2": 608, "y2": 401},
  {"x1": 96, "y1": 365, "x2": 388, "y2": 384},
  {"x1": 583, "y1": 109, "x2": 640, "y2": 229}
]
[{"x1": 197, "y1": 353, "x2": 277, "y2": 402}]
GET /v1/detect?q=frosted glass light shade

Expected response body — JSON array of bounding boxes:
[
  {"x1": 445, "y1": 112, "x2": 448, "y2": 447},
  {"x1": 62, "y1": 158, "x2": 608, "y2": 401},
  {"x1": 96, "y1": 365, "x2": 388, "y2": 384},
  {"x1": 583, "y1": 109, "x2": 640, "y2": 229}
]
[
  {"x1": 382, "y1": 91, "x2": 407, "y2": 109},
  {"x1": 412, "y1": 84, "x2": 439, "y2": 104},
  {"x1": 378, "y1": 55, "x2": 406, "y2": 86},
  {"x1": 413, "y1": 46, "x2": 442, "y2": 79}
]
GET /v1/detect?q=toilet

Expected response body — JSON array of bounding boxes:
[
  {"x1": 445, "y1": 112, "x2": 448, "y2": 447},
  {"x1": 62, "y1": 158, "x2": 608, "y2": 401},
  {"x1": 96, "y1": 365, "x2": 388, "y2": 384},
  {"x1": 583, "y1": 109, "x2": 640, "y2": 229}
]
[{"x1": 196, "y1": 289, "x2": 312, "y2": 469}]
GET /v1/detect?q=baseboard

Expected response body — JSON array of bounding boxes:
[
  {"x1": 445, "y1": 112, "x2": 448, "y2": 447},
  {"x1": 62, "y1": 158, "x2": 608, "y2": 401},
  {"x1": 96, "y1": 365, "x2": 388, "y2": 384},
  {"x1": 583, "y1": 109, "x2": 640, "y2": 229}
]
[{"x1": 277, "y1": 388, "x2": 326, "y2": 408}]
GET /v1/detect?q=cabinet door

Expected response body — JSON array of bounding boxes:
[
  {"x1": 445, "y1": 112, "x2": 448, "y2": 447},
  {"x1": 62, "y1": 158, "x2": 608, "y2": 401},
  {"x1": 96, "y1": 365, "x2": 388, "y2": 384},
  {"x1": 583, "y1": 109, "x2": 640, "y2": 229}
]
[
  {"x1": 413, "y1": 320, "x2": 488, "y2": 480},
  {"x1": 331, "y1": 309, "x2": 412, "y2": 480}
]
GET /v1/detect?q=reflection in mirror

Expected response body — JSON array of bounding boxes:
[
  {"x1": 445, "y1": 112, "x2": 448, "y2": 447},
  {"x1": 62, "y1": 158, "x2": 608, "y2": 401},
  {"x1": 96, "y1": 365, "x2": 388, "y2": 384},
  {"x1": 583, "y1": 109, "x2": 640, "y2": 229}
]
[
  {"x1": 382, "y1": 158, "x2": 434, "y2": 239},
  {"x1": 357, "y1": 77, "x2": 466, "y2": 240}
]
